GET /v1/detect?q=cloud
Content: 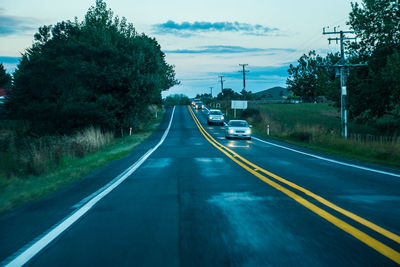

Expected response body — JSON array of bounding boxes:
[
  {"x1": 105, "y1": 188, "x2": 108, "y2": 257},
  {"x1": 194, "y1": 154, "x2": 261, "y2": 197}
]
[
  {"x1": 153, "y1": 20, "x2": 279, "y2": 37},
  {"x1": 0, "y1": 56, "x2": 20, "y2": 64},
  {"x1": 0, "y1": 9, "x2": 37, "y2": 37},
  {"x1": 208, "y1": 64, "x2": 294, "y2": 82},
  {"x1": 165, "y1": 46, "x2": 296, "y2": 54}
]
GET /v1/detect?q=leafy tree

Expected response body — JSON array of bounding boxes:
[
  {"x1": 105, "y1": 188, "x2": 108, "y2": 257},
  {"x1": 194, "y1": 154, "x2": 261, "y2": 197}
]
[
  {"x1": 239, "y1": 89, "x2": 258, "y2": 100},
  {"x1": 163, "y1": 94, "x2": 190, "y2": 106},
  {"x1": 0, "y1": 63, "x2": 11, "y2": 88},
  {"x1": 194, "y1": 93, "x2": 213, "y2": 105},
  {"x1": 348, "y1": 0, "x2": 400, "y2": 57},
  {"x1": 286, "y1": 51, "x2": 340, "y2": 103},
  {"x1": 6, "y1": 0, "x2": 178, "y2": 134},
  {"x1": 346, "y1": 0, "x2": 400, "y2": 122},
  {"x1": 216, "y1": 88, "x2": 240, "y2": 100}
]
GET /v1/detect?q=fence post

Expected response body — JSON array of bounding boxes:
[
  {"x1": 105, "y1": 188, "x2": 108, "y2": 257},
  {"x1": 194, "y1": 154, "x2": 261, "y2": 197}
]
[{"x1": 267, "y1": 124, "x2": 270, "y2": 136}]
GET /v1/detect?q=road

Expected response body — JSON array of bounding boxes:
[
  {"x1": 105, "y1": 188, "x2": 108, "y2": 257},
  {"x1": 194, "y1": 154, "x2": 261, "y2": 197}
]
[{"x1": 1, "y1": 105, "x2": 400, "y2": 266}]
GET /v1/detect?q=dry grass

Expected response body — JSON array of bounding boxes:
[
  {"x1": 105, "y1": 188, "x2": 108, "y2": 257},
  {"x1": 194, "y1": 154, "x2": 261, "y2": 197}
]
[
  {"x1": 0, "y1": 127, "x2": 114, "y2": 178},
  {"x1": 0, "y1": 108, "x2": 165, "y2": 213}
]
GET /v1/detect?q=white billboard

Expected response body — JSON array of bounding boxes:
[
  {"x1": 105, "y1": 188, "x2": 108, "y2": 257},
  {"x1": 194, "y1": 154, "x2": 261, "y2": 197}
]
[{"x1": 231, "y1": 100, "x2": 248, "y2": 109}]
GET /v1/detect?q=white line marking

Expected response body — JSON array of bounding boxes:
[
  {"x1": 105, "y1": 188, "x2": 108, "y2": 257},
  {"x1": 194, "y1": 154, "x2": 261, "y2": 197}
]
[
  {"x1": 2, "y1": 106, "x2": 176, "y2": 267},
  {"x1": 204, "y1": 106, "x2": 209, "y2": 112},
  {"x1": 252, "y1": 136, "x2": 400, "y2": 178}
]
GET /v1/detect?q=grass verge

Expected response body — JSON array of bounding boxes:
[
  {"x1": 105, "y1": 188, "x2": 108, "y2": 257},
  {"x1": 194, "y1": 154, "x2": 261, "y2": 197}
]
[
  {"x1": 223, "y1": 103, "x2": 400, "y2": 169},
  {"x1": 0, "y1": 109, "x2": 165, "y2": 214}
]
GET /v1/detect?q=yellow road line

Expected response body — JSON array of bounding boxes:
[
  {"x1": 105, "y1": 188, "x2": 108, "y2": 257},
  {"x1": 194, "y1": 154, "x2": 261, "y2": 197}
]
[
  {"x1": 187, "y1": 106, "x2": 400, "y2": 264},
  {"x1": 189, "y1": 105, "x2": 400, "y2": 245}
]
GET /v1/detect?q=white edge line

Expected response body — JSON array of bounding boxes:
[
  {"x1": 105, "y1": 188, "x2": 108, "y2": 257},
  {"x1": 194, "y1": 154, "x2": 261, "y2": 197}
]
[
  {"x1": 2, "y1": 106, "x2": 176, "y2": 267},
  {"x1": 252, "y1": 136, "x2": 400, "y2": 178}
]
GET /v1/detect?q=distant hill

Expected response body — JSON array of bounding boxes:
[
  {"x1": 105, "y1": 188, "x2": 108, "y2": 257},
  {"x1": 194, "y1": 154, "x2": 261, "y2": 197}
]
[{"x1": 255, "y1": 86, "x2": 291, "y2": 99}]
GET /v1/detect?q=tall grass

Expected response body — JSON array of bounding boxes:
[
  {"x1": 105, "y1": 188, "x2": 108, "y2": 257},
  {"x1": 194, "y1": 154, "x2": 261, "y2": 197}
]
[
  {"x1": 0, "y1": 109, "x2": 165, "y2": 213},
  {"x1": 0, "y1": 127, "x2": 113, "y2": 178}
]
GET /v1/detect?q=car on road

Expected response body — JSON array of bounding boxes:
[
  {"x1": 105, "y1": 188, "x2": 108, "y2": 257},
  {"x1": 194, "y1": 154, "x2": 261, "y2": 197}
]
[
  {"x1": 191, "y1": 98, "x2": 200, "y2": 107},
  {"x1": 207, "y1": 109, "x2": 224, "y2": 125},
  {"x1": 195, "y1": 101, "x2": 204, "y2": 110},
  {"x1": 225, "y1": 120, "x2": 252, "y2": 140}
]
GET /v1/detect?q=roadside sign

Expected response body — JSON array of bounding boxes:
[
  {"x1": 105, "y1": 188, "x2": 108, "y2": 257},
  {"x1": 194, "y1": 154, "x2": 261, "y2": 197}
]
[
  {"x1": 231, "y1": 100, "x2": 247, "y2": 118},
  {"x1": 231, "y1": 100, "x2": 247, "y2": 109}
]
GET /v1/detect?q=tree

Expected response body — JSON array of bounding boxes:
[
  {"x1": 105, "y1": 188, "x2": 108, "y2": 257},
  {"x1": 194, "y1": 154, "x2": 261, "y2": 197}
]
[
  {"x1": 163, "y1": 94, "x2": 190, "y2": 106},
  {"x1": 346, "y1": 0, "x2": 400, "y2": 122},
  {"x1": 216, "y1": 88, "x2": 240, "y2": 100},
  {"x1": 348, "y1": 0, "x2": 400, "y2": 57},
  {"x1": 195, "y1": 93, "x2": 213, "y2": 104},
  {"x1": 6, "y1": 0, "x2": 178, "y2": 135},
  {"x1": 286, "y1": 51, "x2": 340, "y2": 102},
  {"x1": 239, "y1": 89, "x2": 258, "y2": 100},
  {"x1": 0, "y1": 63, "x2": 11, "y2": 88}
]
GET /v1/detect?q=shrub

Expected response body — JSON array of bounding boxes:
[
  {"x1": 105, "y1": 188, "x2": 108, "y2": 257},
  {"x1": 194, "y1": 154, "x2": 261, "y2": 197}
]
[{"x1": 288, "y1": 131, "x2": 313, "y2": 142}]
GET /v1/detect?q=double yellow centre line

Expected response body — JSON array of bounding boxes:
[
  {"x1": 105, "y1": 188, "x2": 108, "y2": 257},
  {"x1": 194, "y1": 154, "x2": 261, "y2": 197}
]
[{"x1": 188, "y1": 106, "x2": 400, "y2": 264}]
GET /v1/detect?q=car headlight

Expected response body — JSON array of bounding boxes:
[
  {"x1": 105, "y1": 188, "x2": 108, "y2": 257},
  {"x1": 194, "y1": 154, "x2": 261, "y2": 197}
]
[
  {"x1": 229, "y1": 129, "x2": 235, "y2": 134},
  {"x1": 245, "y1": 129, "x2": 251, "y2": 134},
  {"x1": 209, "y1": 116, "x2": 213, "y2": 119},
  {"x1": 221, "y1": 116, "x2": 224, "y2": 120}
]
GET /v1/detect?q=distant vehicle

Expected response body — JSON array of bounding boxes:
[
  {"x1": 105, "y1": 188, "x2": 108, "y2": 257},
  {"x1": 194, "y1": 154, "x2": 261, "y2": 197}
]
[
  {"x1": 207, "y1": 109, "x2": 224, "y2": 125},
  {"x1": 191, "y1": 98, "x2": 200, "y2": 107},
  {"x1": 195, "y1": 101, "x2": 204, "y2": 110},
  {"x1": 225, "y1": 120, "x2": 252, "y2": 140}
]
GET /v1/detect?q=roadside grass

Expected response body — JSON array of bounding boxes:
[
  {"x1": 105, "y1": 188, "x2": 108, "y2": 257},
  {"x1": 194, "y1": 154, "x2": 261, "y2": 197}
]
[
  {"x1": 0, "y1": 109, "x2": 165, "y2": 214},
  {"x1": 223, "y1": 103, "x2": 400, "y2": 169}
]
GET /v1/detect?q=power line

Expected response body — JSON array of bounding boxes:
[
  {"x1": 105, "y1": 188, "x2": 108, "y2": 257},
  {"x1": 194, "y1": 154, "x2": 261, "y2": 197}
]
[
  {"x1": 322, "y1": 27, "x2": 367, "y2": 139},
  {"x1": 238, "y1": 64, "x2": 249, "y2": 90}
]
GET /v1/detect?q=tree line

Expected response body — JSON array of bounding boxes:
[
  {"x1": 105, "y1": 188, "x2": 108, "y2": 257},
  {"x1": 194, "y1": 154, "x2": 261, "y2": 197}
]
[
  {"x1": 3, "y1": 0, "x2": 178, "y2": 135},
  {"x1": 287, "y1": 0, "x2": 399, "y2": 133}
]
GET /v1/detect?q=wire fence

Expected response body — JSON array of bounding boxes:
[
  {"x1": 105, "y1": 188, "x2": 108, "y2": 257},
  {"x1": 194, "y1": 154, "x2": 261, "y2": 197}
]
[{"x1": 348, "y1": 133, "x2": 400, "y2": 144}]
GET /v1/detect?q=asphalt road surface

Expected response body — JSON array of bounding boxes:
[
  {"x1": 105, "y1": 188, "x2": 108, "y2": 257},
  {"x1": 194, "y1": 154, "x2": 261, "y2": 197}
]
[{"x1": 1, "y1": 105, "x2": 400, "y2": 266}]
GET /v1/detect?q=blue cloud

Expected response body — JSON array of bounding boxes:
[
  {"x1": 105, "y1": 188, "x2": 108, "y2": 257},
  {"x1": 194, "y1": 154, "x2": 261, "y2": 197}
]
[
  {"x1": 165, "y1": 46, "x2": 296, "y2": 54},
  {"x1": 0, "y1": 56, "x2": 20, "y2": 64},
  {"x1": 0, "y1": 9, "x2": 37, "y2": 36},
  {"x1": 209, "y1": 64, "x2": 295, "y2": 83},
  {"x1": 153, "y1": 20, "x2": 279, "y2": 37}
]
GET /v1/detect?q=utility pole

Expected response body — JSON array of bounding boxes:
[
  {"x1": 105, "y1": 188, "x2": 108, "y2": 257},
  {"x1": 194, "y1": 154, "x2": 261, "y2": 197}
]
[
  {"x1": 209, "y1": 87, "x2": 213, "y2": 97},
  {"x1": 238, "y1": 64, "x2": 249, "y2": 90},
  {"x1": 323, "y1": 27, "x2": 363, "y2": 139},
  {"x1": 218, "y1": 76, "x2": 225, "y2": 93}
]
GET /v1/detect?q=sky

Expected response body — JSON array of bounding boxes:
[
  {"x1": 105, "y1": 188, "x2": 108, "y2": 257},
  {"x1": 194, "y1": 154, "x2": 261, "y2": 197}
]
[{"x1": 0, "y1": 0, "x2": 359, "y2": 98}]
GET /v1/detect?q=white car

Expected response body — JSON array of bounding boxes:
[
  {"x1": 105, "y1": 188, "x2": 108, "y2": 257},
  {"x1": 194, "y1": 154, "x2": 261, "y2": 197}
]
[
  {"x1": 207, "y1": 109, "x2": 224, "y2": 125},
  {"x1": 225, "y1": 120, "x2": 252, "y2": 140},
  {"x1": 195, "y1": 101, "x2": 204, "y2": 110}
]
